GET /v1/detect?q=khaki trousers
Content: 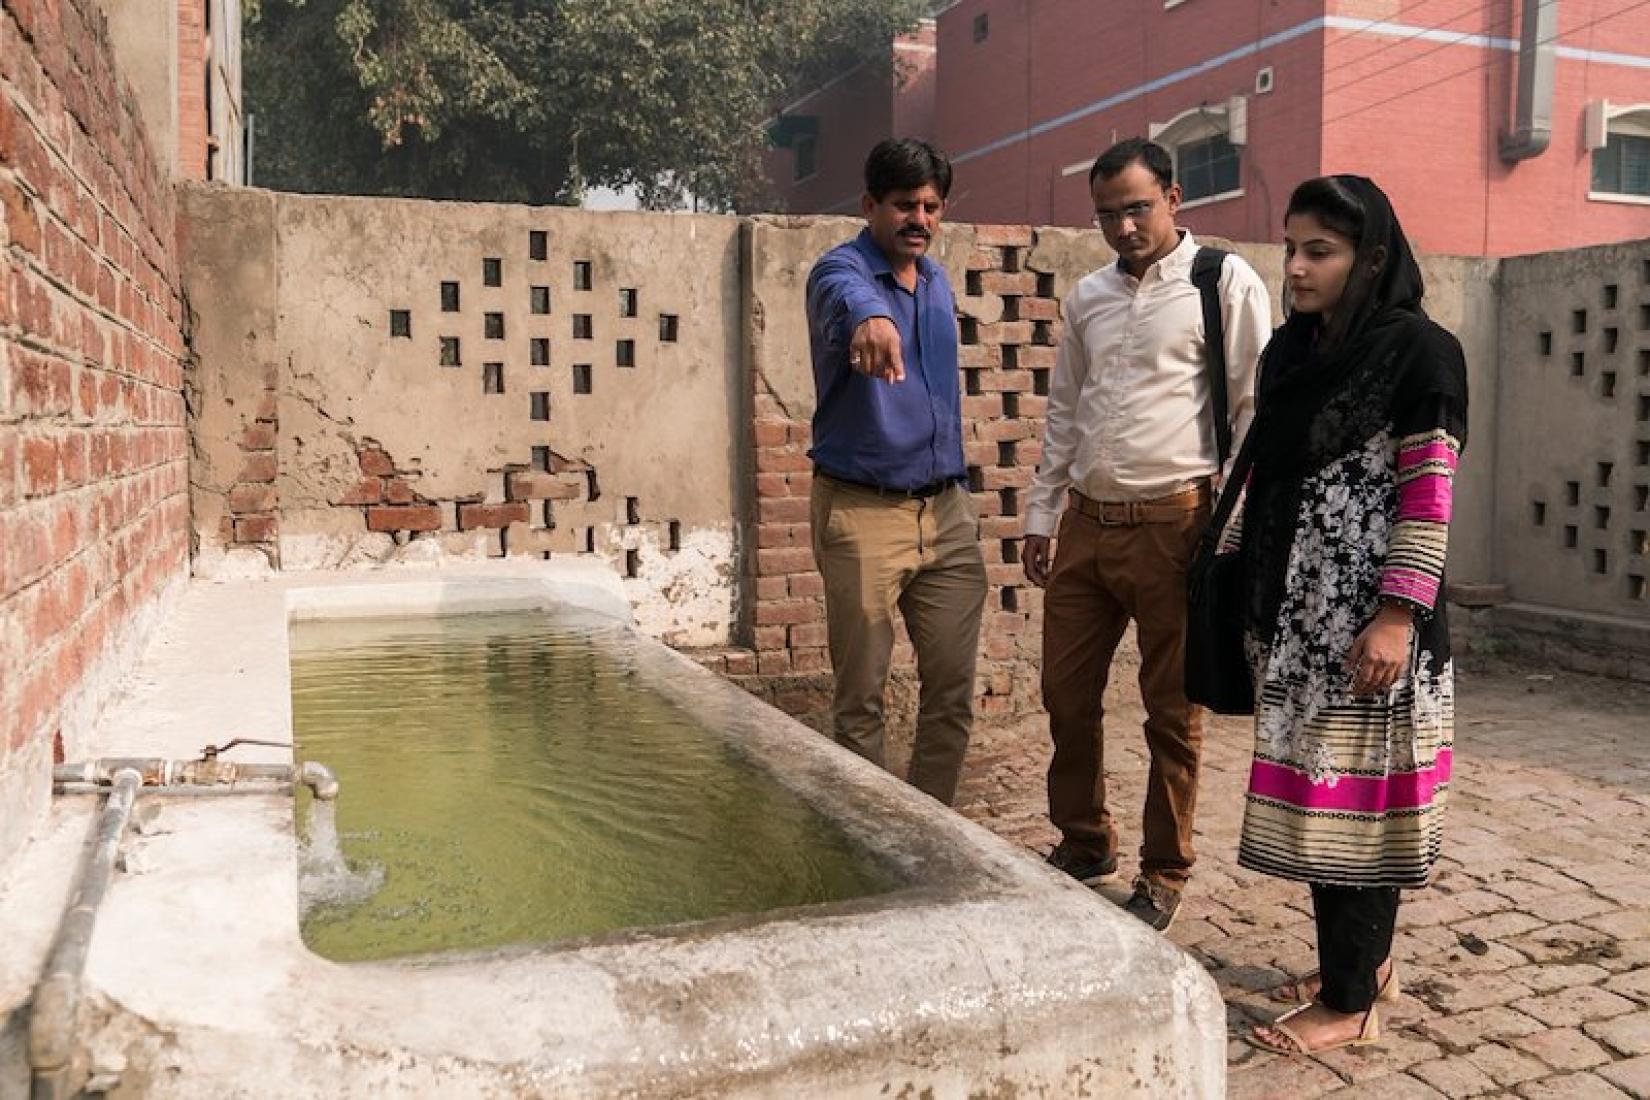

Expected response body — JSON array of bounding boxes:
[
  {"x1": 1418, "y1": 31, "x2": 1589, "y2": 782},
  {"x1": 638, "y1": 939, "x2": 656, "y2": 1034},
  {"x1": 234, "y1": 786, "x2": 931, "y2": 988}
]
[
  {"x1": 811, "y1": 477, "x2": 987, "y2": 805},
  {"x1": 1042, "y1": 487, "x2": 1211, "y2": 888}
]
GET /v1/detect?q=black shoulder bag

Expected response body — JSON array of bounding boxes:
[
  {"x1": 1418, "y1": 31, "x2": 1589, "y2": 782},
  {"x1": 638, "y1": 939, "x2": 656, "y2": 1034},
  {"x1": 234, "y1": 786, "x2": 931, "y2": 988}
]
[{"x1": 1185, "y1": 247, "x2": 1257, "y2": 715}]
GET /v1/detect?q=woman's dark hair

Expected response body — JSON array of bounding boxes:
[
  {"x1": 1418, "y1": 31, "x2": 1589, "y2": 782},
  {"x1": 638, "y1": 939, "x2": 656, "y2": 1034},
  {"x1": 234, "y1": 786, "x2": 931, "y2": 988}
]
[
  {"x1": 1285, "y1": 175, "x2": 1383, "y2": 350},
  {"x1": 865, "y1": 138, "x2": 953, "y2": 201}
]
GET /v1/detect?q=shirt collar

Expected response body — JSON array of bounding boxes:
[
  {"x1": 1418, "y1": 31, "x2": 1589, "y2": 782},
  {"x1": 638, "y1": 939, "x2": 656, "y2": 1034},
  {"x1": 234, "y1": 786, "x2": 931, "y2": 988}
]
[{"x1": 853, "y1": 227, "x2": 934, "y2": 285}]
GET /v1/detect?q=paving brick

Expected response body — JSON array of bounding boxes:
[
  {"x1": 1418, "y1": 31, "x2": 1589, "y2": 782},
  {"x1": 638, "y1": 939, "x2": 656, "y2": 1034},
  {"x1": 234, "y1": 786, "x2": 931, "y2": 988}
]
[
  {"x1": 1508, "y1": 962, "x2": 1614, "y2": 994},
  {"x1": 1419, "y1": 1005, "x2": 1546, "y2": 1049},
  {"x1": 1409, "y1": 1056, "x2": 1499, "y2": 1096},
  {"x1": 1516, "y1": 1072, "x2": 1635, "y2": 1099},
  {"x1": 1600, "y1": 1055, "x2": 1650, "y2": 1099},
  {"x1": 1514, "y1": 1027, "x2": 1615, "y2": 1071},
  {"x1": 1513, "y1": 985, "x2": 1639, "y2": 1027},
  {"x1": 1586, "y1": 1011, "x2": 1650, "y2": 1057},
  {"x1": 1463, "y1": 1041, "x2": 1552, "y2": 1086}
]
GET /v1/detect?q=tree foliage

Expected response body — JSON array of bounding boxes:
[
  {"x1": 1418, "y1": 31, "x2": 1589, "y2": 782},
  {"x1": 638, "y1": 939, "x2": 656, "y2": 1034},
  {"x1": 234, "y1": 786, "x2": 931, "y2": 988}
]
[{"x1": 245, "y1": 0, "x2": 929, "y2": 208}]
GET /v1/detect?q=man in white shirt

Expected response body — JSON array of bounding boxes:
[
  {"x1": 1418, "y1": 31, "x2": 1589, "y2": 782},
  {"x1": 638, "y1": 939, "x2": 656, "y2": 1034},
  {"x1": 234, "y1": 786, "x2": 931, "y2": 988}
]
[{"x1": 1021, "y1": 138, "x2": 1271, "y2": 931}]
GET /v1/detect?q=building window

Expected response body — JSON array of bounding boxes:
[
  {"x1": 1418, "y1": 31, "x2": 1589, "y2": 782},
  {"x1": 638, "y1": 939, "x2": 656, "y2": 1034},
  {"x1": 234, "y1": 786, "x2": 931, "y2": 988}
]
[
  {"x1": 1149, "y1": 98, "x2": 1247, "y2": 206},
  {"x1": 972, "y1": 12, "x2": 989, "y2": 42},
  {"x1": 1588, "y1": 103, "x2": 1650, "y2": 201},
  {"x1": 794, "y1": 135, "x2": 817, "y2": 183}
]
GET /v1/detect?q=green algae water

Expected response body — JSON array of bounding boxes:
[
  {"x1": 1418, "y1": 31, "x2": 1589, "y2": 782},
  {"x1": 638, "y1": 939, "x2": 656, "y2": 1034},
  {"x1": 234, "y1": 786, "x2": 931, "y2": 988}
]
[{"x1": 291, "y1": 610, "x2": 898, "y2": 962}]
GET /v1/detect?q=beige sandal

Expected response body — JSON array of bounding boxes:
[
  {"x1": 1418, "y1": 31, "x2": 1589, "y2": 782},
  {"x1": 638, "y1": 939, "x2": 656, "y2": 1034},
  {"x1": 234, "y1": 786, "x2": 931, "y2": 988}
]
[
  {"x1": 1267, "y1": 961, "x2": 1400, "y2": 1005},
  {"x1": 1248, "y1": 1001, "x2": 1381, "y2": 1056}
]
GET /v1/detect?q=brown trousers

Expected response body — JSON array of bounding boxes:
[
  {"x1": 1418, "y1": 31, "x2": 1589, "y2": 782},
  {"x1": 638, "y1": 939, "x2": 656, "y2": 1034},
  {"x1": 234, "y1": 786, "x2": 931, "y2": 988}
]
[
  {"x1": 811, "y1": 477, "x2": 987, "y2": 805},
  {"x1": 1042, "y1": 486, "x2": 1211, "y2": 888}
]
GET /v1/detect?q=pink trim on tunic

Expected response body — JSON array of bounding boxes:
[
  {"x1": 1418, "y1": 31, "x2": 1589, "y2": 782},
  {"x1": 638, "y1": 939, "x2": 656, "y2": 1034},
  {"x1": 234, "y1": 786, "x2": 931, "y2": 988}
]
[{"x1": 1249, "y1": 748, "x2": 1453, "y2": 813}]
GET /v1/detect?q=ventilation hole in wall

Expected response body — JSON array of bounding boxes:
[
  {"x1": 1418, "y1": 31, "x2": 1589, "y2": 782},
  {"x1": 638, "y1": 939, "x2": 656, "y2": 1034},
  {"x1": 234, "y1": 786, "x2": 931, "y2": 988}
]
[
  {"x1": 531, "y1": 338, "x2": 550, "y2": 366},
  {"x1": 1532, "y1": 500, "x2": 1546, "y2": 526},
  {"x1": 483, "y1": 362, "x2": 504, "y2": 394},
  {"x1": 573, "y1": 261, "x2": 592, "y2": 290},
  {"x1": 483, "y1": 258, "x2": 502, "y2": 287},
  {"x1": 1641, "y1": 303, "x2": 1650, "y2": 330},
  {"x1": 531, "y1": 446, "x2": 551, "y2": 471},
  {"x1": 1605, "y1": 327, "x2": 1620, "y2": 354},
  {"x1": 965, "y1": 270, "x2": 983, "y2": 296},
  {"x1": 1002, "y1": 392, "x2": 1020, "y2": 418},
  {"x1": 1573, "y1": 309, "x2": 1588, "y2": 334},
  {"x1": 1596, "y1": 505, "x2": 1612, "y2": 529},
  {"x1": 1000, "y1": 487, "x2": 1019, "y2": 516},
  {"x1": 616, "y1": 339, "x2": 636, "y2": 368},
  {"x1": 1033, "y1": 321, "x2": 1054, "y2": 345},
  {"x1": 1633, "y1": 529, "x2": 1649, "y2": 556},
  {"x1": 440, "y1": 337, "x2": 461, "y2": 366},
  {"x1": 967, "y1": 466, "x2": 984, "y2": 492},
  {"x1": 1605, "y1": 284, "x2": 1619, "y2": 309},
  {"x1": 1571, "y1": 352, "x2": 1586, "y2": 376},
  {"x1": 438, "y1": 283, "x2": 459, "y2": 314},
  {"x1": 389, "y1": 310, "x2": 411, "y2": 338},
  {"x1": 538, "y1": 501, "x2": 555, "y2": 530},
  {"x1": 965, "y1": 369, "x2": 983, "y2": 396},
  {"x1": 1643, "y1": 259, "x2": 1650, "y2": 283},
  {"x1": 1567, "y1": 480, "x2": 1581, "y2": 505},
  {"x1": 1538, "y1": 331, "x2": 1552, "y2": 356},
  {"x1": 1639, "y1": 349, "x2": 1650, "y2": 377},
  {"x1": 1036, "y1": 272, "x2": 1056, "y2": 298},
  {"x1": 625, "y1": 549, "x2": 640, "y2": 579},
  {"x1": 659, "y1": 314, "x2": 680, "y2": 343},
  {"x1": 529, "y1": 231, "x2": 548, "y2": 261},
  {"x1": 1000, "y1": 538, "x2": 1018, "y2": 565},
  {"x1": 1630, "y1": 575, "x2": 1647, "y2": 601},
  {"x1": 1639, "y1": 441, "x2": 1650, "y2": 466},
  {"x1": 586, "y1": 469, "x2": 601, "y2": 502},
  {"x1": 668, "y1": 520, "x2": 681, "y2": 552},
  {"x1": 1600, "y1": 462, "x2": 1615, "y2": 487},
  {"x1": 1602, "y1": 371, "x2": 1618, "y2": 398},
  {"x1": 960, "y1": 317, "x2": 979, "y2": 345},
  {"x1": 993, "y1": 442, "x2": 1014, "y2": 467},
  {"x1": 1594, "y1": 548, "x2": 1609, "y2": 574},
  {"x1": 625, "y1": 496, "x2": 640, "y2": 525},
  {"x1": 573, "y1": 315, "x2": 593, "y2": 340},
  {"x1": 572, "y1": 364, "x2": 593, "y2": 394},
  {"x1": 972, "y1": 11, "x2": 989, "y2": 41},
  {"x1": 1033, "y1": 369, "x2": 1051, "y2": 396},
  {"x1": 1001, "y1": 298, "x2": 1020, "y2": 323},
  {"x1": 583, "y1": 527, "x2": 595, "y2": 553},
  {"x1": 531, "y1": 286, "x2": 551, "y2": 314},
  {"x1": 1638, "y1": 485, "x2": 1650, "y2": 511},
  {"x1": 485, "y1": 312, "x2": 505, "y2": 339},
  {"x1": 1002, "y1": 247, "x2": 1022, "y2": 274},
  {"x1": 1564, "y1": 524, "x2": 1579, "y2": 548},
  {"x1": 530, "y1": 391, "x2": 550, "y2": 421},
  {"x1": 1639, "y1": 395, "x2": 1650, "y2": 423},
  {"x1": 1001, "y1": 586, "x2": 1019, "y2": 612},
  {"x1": 618, "y1": 288, "x2": 639, "y2": 317}
]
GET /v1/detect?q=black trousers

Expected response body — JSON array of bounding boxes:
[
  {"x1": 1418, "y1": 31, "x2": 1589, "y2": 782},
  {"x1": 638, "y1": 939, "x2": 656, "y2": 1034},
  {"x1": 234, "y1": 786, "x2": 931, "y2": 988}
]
[{"x1": 1311, "y1": 884, "x2": 1399, "y2": 1013}]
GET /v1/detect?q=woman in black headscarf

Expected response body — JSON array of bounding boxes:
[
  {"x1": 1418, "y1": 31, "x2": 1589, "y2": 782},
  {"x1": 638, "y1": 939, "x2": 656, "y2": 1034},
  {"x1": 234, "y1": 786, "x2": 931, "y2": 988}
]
[{"x1": 1225, "y1": 177, "x2": 1468, "y2": 1054}]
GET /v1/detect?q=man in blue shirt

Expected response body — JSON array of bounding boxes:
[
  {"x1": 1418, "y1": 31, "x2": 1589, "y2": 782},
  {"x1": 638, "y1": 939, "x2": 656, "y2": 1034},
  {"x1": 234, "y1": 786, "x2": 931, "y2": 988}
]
[{"x1": 804, "y1": 138, "x2": 987, "y2": 806}]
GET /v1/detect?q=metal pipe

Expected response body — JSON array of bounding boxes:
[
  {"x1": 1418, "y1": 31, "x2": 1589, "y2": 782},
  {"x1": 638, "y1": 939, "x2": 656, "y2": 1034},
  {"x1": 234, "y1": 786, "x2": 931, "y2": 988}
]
[
  {"x1": 1501, "y1": 0, "x2": 1556, "y2": 162},
  {"x1": 30, "y1": 768, "x2": 141, "y2": 1100},
  {"x1": 35, "y1": 756, "x2": 340, "y2": 1095}
]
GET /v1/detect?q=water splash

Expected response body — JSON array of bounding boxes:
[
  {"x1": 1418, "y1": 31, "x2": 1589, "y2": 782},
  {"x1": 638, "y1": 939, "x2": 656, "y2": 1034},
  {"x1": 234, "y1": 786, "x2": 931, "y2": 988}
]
[{"x1": 298, "y1": 797, "x2": 384, "y2": 918}]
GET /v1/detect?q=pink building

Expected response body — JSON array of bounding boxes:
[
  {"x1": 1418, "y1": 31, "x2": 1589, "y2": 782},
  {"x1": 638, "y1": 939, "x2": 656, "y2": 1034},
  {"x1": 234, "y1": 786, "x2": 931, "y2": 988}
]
[{"x1": 766, "y1": 1, "x2": 1650, "y2": 257}]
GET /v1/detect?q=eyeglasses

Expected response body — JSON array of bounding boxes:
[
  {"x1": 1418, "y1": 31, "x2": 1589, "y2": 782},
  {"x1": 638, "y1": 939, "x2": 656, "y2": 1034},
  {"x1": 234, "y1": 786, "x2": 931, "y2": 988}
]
[{"x1": 1091, "y1": 199, "x2": 1157, "y2": 228}]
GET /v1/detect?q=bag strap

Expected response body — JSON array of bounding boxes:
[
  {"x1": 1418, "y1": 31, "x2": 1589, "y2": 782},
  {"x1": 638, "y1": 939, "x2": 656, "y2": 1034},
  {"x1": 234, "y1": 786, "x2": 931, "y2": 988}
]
[{"x1": 1190, "y1": 247, "x2": 1231, "y2": 469}]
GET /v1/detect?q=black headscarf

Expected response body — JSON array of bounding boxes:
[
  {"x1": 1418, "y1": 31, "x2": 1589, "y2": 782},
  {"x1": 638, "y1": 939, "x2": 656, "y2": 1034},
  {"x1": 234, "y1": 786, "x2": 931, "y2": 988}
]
[{"x1": 1239, "y1": 176, "x2": 1468, "y2": 645}]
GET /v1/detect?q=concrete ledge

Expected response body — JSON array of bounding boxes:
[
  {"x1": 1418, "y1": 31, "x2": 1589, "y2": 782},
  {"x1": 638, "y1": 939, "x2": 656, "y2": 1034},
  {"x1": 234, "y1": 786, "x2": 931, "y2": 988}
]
[
  {"x1": 1456, "y1": 601, "x2": 1650, "y2": 684},
  {"x1": 1, "y1": 563, "x2": 1225, "y2": 1098}
]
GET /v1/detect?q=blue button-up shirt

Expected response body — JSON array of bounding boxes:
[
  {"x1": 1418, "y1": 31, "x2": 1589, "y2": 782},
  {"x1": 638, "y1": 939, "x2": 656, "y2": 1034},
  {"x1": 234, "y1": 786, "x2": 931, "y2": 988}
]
[{"x1": 804, "y1": 229, "x2": 965, "y2": 492}]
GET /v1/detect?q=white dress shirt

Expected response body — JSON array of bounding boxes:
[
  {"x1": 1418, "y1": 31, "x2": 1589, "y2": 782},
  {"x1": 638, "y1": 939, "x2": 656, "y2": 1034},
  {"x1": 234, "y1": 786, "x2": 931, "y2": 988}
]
[{"x1": 1024, "y1": 230, "x2": 1272, "y2": 537}]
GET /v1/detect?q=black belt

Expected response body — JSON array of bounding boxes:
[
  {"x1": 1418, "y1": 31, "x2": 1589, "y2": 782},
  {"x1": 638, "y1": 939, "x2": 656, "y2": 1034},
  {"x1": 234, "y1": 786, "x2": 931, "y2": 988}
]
[{"x1": 817, "y1": 471, "x2": 957, "y2": 499}]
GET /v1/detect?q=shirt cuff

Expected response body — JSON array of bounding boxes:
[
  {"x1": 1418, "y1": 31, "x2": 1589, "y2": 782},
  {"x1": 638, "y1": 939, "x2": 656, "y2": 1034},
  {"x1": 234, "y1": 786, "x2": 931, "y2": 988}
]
[
  {"x1": 1023, "y1": 507, "x2": 1060, "y2": 538},
  {"x1": 844, "y1": 298, "x2": 893, "y2": 340}
]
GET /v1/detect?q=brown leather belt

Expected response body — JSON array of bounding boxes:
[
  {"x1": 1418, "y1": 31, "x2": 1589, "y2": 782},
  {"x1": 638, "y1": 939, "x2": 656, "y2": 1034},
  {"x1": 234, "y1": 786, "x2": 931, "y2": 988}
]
[{"x1": 1069, "y1": 480, "x2": 1212, "y2": 525}]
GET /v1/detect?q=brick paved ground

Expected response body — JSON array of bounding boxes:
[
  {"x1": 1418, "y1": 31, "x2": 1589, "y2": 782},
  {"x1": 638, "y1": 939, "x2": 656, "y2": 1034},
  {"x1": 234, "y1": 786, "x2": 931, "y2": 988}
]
[{"x1": 945, "y1": 654, "x2": 1650, "y2": 1097}]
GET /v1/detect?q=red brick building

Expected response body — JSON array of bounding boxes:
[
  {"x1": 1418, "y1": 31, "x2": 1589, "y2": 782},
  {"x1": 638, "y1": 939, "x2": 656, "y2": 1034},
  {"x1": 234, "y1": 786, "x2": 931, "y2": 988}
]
[{"x1": 765, "y1": 0, "x2": 1650, "y2": 257}]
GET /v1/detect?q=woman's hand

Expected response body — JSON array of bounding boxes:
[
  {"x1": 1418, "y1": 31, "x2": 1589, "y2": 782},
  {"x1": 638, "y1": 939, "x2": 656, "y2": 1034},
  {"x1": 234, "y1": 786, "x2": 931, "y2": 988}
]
[{"x1": 1345, "y1": 605, "x2": 1413, "y2": 695}]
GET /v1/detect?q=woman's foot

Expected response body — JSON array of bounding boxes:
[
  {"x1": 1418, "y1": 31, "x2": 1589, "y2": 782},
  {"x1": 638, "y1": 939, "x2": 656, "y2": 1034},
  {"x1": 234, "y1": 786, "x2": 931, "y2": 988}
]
[
  {"x1": 1268, "y1": 958, "x2": 1398, "y2": 1005},
  {"x1": 1249, "y1": 1000, "x2": 1380, "y2": 1055}
]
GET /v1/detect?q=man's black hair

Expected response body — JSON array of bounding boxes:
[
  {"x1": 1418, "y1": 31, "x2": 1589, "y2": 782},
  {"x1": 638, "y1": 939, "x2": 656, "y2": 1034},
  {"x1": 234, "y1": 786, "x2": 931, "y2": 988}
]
[
  {"x1": 865, "y1": 138, "x2": 953, "y2": 201},
  {"x1": 1088, "y1": 137, "x2": 1174, "y2": 189}
]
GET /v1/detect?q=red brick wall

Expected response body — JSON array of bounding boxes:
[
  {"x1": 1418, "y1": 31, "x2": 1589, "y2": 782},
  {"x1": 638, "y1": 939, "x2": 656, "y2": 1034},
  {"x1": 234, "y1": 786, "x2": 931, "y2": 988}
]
[
  {"x1": 711, "y1": 223, "x2": 1058, "y2": 728},
  {"x1": 1, "y1": 0, "x2": 189, "y2": 792}
]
